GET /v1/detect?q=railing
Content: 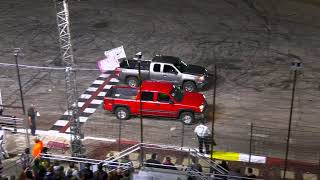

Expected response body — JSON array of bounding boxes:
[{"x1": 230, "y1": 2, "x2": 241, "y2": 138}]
[
  {"x1": 104, "y1": 142, "x2": 230, "y2": 179},
  {"x1": 39, "y1": 153, "x2": 133, "y2": 171},
  {"x1": 0, "y1": 115, "x2": 30, "y2": 155}
]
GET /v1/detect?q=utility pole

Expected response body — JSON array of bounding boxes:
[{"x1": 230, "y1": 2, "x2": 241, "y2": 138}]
[
  {"x1": 14, "y1": 48, "x2": 26, "y2": 115},
  {"x1": 54, "y1": 0, "x2": 83, "y2": 157},
  {"x1": 283, "y1": 59, "x2": 302, "y2": 179}
]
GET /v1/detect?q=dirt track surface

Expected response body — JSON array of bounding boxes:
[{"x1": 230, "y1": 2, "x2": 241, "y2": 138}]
[{"x1": 0, "y1": 0, "x2": 320, "y2": 162}]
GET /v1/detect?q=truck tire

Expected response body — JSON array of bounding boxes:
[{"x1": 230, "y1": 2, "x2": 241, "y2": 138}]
[
  {"x1": 183, "y1": 81, "x2": 196, "y2": 92},
  {"x1": 126, "y1": 77, "x2": 139, "y2": 88},
  {"x1": 180, "y1": 112, "x2": 194, "y2": 125},
  {"x1": 115, "y1": 107, "x2": 130, "y2": 120}
]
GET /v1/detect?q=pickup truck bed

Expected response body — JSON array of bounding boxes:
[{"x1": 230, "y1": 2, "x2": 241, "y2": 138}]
[{"x1": 116, "y1": 56, "x2": 211, "y2": 92}]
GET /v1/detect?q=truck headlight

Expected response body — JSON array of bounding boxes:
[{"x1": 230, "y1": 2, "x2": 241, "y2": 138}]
[
  {"x1": 199, "y1": 104, "x2": 204, "y2": 112},
  {"x1": 197, "y1": 75, "x2": 205, "y2": 82}
]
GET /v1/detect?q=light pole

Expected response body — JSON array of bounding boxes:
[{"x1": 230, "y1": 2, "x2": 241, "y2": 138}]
[
  {"x1": 14, "y1": 48, "x2": 26, "y2": 115},
  {"x1": 136, "y1": 52, "x2": 144, "y2": 166},
  {"x1": 283, "y1": 59, "x2": 302, "y2": 179},
  {"x1": 210, "y1": 64, "x2": 217, "y2": 160}
]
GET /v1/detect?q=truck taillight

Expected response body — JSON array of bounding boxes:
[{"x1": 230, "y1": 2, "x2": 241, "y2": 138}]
[
  {"x1": 104, "y1": 98, "x2": 114, "y2": 108},
  {"x1": 114, "y1": 68, "x2": 121, "y2": 77}
]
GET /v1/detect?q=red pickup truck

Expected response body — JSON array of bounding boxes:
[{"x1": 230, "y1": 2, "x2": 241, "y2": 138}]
[{"x1": 103, "y1": 81, "x2": 207, "y2": 124}]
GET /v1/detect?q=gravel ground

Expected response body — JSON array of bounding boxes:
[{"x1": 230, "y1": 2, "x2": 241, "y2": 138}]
[{"x1": 0, "y1": 0, "x2": 320, "y2": 162}]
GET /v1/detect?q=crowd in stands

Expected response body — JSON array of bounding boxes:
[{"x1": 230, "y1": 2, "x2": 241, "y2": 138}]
[
  {"x1": 13, "y1": 147, "x2": 133, "y2": 180},
  {"x1": 17, "y1": 159, "x2": 131, "y2": 180},
  {"x1": 144, "y1": 153, "x2": 258, "y2": 180},
  {"x1": 1, "y1": 147, "x2": 258, "y2": 180}
]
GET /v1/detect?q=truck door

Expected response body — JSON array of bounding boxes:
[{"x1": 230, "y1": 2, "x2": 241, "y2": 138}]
[
  {"x1": 140, "y1": 91, "x2": 158, "y2": 116},
  {"x1": 155, "y1": 92, "x2": 177, "y2": 118},
  {"x1": 150, "y1": 63, "x2": 164, "y2": 81},
  {"x1": 162, "y1": 64, "x2": 180, "y2": 85}
]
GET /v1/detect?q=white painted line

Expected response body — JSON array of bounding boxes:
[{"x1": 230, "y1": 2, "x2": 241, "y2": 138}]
[
  {"x1": 83, "y1": 108, "x2": 96, "y2": 114},
  {"x1": 63, "y1": 111, "x2": 72, "y2": 115},
  {"x1": 79, "y1": 117, "x2": 88, "y2": 123},
  {"x1": 83, "y1": 136, "x2": 116, "y2": 142},
  {"x1": 48, "y1": 130, "x2": 60, "y2": 134},
  {"x1": 78, "y1": 102, "x2": 84, "y2": 107},
  {"x1": 91, "y1": 99, "x2": 103, "y2": 104},
  {"x1": 110, "y1": 78, "x2": 119, "y2": 82},
  {"x1": 99, "y1": 74, "x2": 110, "y2": 78},
  {"x1": 103, "y1": 85, "x2": 113, "y2": 89},
  {"x1": 54, "y1": 120, "x2": 69, "y2": 126},
  {"x1": 252, "y1": 133, "x2": 269, "y2": 138},
  {"x1": 239, "y1": 153, "x2": 266, "y2": 163},
  {"x1": 80, "y1": 94, "x2": 91, "y2": 99},
  {"x1": 93, "y1": 80, "x2": 104, "y2": 85},
  {"x1": 87, "y1": 87, "x2": 98, "y2": 92},
  {"x1": 98, "y1": 92, "x2": 107, "y2": 97}
]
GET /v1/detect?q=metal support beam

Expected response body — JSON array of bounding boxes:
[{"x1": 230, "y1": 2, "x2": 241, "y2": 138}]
[{"x1": 54, "y1": 0, "x2": 83, "y2": 157}]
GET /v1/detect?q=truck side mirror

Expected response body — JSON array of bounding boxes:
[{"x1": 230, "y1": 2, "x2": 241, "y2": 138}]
[{"x1": 169, "y1": 99, "x2": 174, "y2": 104}]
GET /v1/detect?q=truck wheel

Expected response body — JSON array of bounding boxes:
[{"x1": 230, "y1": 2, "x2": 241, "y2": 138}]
[
  {"x1": 126, "y1": 77, "x2": 139, "y2": 88},
  {"x1": 115, "y1": 107, "x2": 130, "y2": 120},
  {"x1": 183, "y1": 81, "x2": 196, "y2": 92},
  {"x1": 180, "y1": 112, "x2": 194, "y2": 125}
]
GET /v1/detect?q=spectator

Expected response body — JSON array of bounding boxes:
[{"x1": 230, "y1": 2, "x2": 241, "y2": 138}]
[
  {"x1": 145, "y1": 153, "x2": 161, "y2": 168},
  {"x1": 19, "y1": 148, "x2": 31, "y2": 170},
  {"x1": 32, "y1": 158, "x2": 46, "y2": 180},
  {"x1": 228, "y1": 168, "x2": 242, "y2": 180},
  {"x1": 19, "y1": 168, "x2": 34, "y2": 180},
  {"x1": 188, "y1": 158, "x2": 202, "y2": 172},
  {"x1": 32, "y1": 136, "x2": 43, "y2": 159},
  {"x1": 122, "y1": 170, "x2": 131, "y2": 180},
  {"x1": 187, "y1": 158, "x2": 202, "y2": 180},
  {"x1": 219, "y1": 160, "x2": 229, "y2": 171},
  {"x1": 106, "y1": 153, "x2": 118, "y2": 171},
  {"x1": 120, "y1": 155, "x2": 133, "y2": 173},
  {"x1": 0, "y1": 126, "x2": 9, "y2": 159},
  {"x1": 65, "y1": 162, "x2": 79, "y2": 179},
  {"x1": 120, "y1": 155, "x2": 132, "y2": 165},
  {"x1": 53, "y1": 160, "x2": 61, "y2": 173},
  {"x1": 27, "y1": 104, "x2": 37, "y2": 136},
  {"x1": 93, "y1": 163, "x2": 108, "y2": 180},
  {"x1": 245, "y1": 168, "x2": 256, "y2": 179},
  {"x1": 80, "y1": 163, "x2": 93, "y2": 179},
  {"x1": 162, "y1": 157, "x2": 177, "y2": 170},
  {"x1": 40, "y1": 147, "x2": 50, "y2": 168},
  {"x1": 194, "y1": 121, "x2": 211, "y2": 154},
  {"x1": 44, "y1": 166, "x2": 55, "y2": 180},
  {"x1": 55, "y1": 166, "x2": 66, "y2": 179}
]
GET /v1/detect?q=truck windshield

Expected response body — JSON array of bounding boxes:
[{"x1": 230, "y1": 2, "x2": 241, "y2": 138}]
[
  {"x1": 171, "y1": 86, "x2": 184, "y2": 102},
  {"x1": 174, "y1": 60, "x2": 188, "y2": 73}
]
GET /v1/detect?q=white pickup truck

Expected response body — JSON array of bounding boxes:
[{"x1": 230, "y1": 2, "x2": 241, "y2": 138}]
[{"x1": 115, "y1": 55, "x2": 212, "y2": 92}]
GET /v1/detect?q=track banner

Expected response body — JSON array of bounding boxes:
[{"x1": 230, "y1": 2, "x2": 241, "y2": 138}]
[
  {"x1": 97, "y1": 46, "x2": 126, "y2": 73},
  {"x1": 212, "y1": 151, "x2": 266, "y2": 163}
]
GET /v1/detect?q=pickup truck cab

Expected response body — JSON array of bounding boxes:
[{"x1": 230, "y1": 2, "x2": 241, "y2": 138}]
[
  {"x1": 104, "y1": 81, "x2": 208, "y2": 124},
  {"x1": 115, "y1": 55, "x2": 211, "y2": 92}
]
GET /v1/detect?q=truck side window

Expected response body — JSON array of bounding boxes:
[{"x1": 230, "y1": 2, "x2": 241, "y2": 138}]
[
  {"x1": 153, "y1": 64, "x2": 161, "y2": 72},
  {"x1": 163, "y1": 65, "x2": 177, "y2": 74},
  {"x1": 157, "y1": 93, "x2": 170, "y2": 103},
  {"x1": 141, "y1": 92, "x2": 154, "y2": 101}
]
